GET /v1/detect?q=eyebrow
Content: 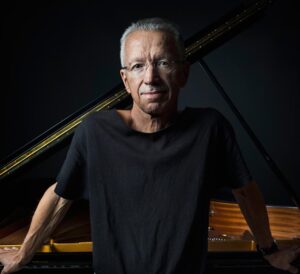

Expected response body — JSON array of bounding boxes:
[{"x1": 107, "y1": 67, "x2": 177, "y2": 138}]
[
  {"x1": 128, "y1": 58, "x2": 145, "y2": 64},
  {"x1": 128, "y1": 55, "x2": 172, "y2": 64}
]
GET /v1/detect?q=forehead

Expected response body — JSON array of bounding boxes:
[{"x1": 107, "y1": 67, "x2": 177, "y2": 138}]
[{"x1": 123, "y1": 30, "x2": 179, "y2": 62}]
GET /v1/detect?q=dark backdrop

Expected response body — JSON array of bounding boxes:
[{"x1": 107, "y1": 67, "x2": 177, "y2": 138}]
[{"x1": 1, "y1": 0, "x2": 299, "y2": 206}]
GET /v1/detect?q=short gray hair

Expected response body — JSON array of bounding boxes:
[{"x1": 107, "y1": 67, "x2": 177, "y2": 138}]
[{"x1": 120, "y1": 17, "x2": 185, "y2": 67}]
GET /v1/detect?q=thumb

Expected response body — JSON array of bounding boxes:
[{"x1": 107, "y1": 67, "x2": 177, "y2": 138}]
[
  {"x1": 0, "y1": 263, "x2": 18, "y2": 274},
  {"x1": 1, "y1": 264, "x2": 8, "y2": 274}
]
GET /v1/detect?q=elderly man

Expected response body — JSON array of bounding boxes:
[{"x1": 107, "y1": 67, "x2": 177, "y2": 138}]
[{"x1": 0, "y1": 17, "x2": 299, "y2": 274}]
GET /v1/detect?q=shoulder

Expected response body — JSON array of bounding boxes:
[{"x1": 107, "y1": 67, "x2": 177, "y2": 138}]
[
  {"x1": 77, "y1": 110, "x2": 115, "y2": 131},
  {"x1": 183, "y1": 107, "x2": 234, "y2": 137},
  {"x1": 72, "y1": 110, "x2": 116, "y2": 139},
  {"x1": 185, "y1": 107, "x2": 228, "y2": 125}
]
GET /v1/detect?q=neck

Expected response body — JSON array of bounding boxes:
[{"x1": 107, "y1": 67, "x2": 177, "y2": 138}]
[{"x1": 118, "y1": 105, "x2": 178, "y2": 133}]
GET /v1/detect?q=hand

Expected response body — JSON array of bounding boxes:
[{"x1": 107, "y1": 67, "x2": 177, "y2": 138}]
[
  {"x1": 265, "y1": 245, "x2": 300, "y2": 274},
  {"x1": 0, "y1": 247, "x2": 23, "y2": 274}
]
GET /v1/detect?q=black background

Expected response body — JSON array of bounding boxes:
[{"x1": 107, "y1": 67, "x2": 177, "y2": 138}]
[{"x1": 1, "y1": 0, "x2": 299, "y2": 206}]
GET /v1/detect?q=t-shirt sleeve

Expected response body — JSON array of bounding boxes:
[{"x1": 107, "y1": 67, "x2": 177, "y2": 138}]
[
  {"x1": 55, "y1": 122, "x2": 88, "y2": 200},
  {"x1": 212, "y1": 112, "x2": 252, "y2": 189}
]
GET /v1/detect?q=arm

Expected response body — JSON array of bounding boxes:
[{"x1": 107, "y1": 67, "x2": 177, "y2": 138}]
[
  {"x1": 232, "y1": 180, "x2": 300, "y2": 274},
  {"x1": 0, "y1": 183, "x2": 72, "y2": 274}
]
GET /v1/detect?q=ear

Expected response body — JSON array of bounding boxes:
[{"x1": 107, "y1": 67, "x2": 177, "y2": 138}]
[
  {"x1": 120, "y1": 69, "x2": 131, "y2": 94},
  {"x1": 178, "y1": 62, "x2": 190, "y2": 88}
]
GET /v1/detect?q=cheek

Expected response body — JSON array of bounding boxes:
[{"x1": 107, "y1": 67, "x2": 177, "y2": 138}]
[
  {"x1": 165, "y1": 74, "x2": 181, "y2": 90},
  {"x1": 126, "y1": 78, "x2": 141, "y2": 94}
]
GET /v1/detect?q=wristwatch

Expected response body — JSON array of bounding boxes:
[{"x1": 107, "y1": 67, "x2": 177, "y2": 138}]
[{"x1": 256, "y1": 240, "x2": 279, "y2": 256}]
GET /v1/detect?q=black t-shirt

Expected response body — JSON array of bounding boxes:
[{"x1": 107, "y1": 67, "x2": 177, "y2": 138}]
[{"x1": 55, "y1": 107, "x2": 252, "y2": 274}]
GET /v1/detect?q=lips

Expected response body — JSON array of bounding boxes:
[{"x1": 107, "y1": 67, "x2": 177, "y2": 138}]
[
  {"x1": 138, "y1": 85, "x2": 167, "y2": 102},
  {"x1": 141, "y1": 90, "x2": 165, "y2": 97},
  {"x1": 139, "y1": 87, "x2": 166, "y2": 95},
  {"x1": 140, "y1": 90, "x2": 164, "y2": 95}
]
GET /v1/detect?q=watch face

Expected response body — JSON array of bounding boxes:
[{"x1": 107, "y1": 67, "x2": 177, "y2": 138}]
[{"x1": 256, "y1": 241, "x2": 279, "y2": 256}]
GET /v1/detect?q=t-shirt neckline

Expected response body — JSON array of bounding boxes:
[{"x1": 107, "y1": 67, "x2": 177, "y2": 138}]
[{"x1": 112, "y1": 107, "x2": 189, "y2": 136}]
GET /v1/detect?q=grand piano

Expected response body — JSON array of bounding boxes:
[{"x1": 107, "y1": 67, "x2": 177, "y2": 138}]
[{"x1": 1, "y1": 0, "x2": 299, "y2": 273}]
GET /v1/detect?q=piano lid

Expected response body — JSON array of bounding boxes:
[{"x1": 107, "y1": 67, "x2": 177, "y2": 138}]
[{"x1": 0, "y1": 0, "x2": 273, "y2": 182}]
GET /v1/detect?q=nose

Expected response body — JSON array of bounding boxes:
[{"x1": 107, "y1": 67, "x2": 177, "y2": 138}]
[{"x1": 143, "y1": 63, "x2": 160, "y2": 85}]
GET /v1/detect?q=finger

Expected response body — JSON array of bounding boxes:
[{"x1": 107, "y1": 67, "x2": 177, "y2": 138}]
[
  {"x1": 295, "y1": 247, "x2": 300, "y2": 255},
  {"x1": 291, "y1": 245, "x2": 300, "y2": 251},
  {"x1": 290, "y1": 247, "x2": 300, "y2": 260},
  {"x1": 1, "y1": 264, "x2": 17, "y2": 274},
  {"x1": 0, "y1": 247, "x2": 18, "y2": 252},
  {"x1": 288, "y1": 264, "x2": 299, "y2": 274},
  {"x1": 0, "y1": 248, "x2": 17, "y2": 251}
]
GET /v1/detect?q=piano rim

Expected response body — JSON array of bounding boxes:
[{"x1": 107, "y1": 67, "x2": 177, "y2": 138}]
[{"x1": 1, "y1": 239, "x2": 299, "y2": 253}]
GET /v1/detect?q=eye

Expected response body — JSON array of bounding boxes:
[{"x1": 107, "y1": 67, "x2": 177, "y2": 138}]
[
  {"x1": 157, "y1": 60, "x2": 170, "y2": 68},
  {"x1": 130, "y1": 63, "x2": 145, "y2": 71}
]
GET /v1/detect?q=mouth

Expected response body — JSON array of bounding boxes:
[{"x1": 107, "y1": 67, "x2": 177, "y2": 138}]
[
  {"x1": 141, "y1": 90, "x2": 163, "y2": 94},
  {"x1": 140, "y1": 90, "x2": 166, "y2": 100},
  {"x1": 140, "y1": 87, "x2": 166, "y2": 94}
]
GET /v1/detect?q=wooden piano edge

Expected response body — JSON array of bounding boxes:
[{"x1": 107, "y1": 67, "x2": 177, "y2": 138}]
[
  {"x1": 1, "y1": 240, "x2": 299, "y2": 272},
  {"x1": 1, "y1": 239, "x2": 299, "y2": 253},
  {"x1": 0, "y1": 241, "x2": 93, "y2": 253},
  {"x1": 208, "y1": 239, "x2": 300, "y2": 251}
]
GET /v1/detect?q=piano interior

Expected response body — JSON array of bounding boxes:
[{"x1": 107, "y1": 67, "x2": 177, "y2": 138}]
[
  {"x1": 1, "y1": 0, "x2": 299, "y2": 272},
  {"x1": 0, "y1": 179, "x2": 299, "y2": 274},
  {"x1": 1, "y1": 193, "x2": 299, "y2": 251}
]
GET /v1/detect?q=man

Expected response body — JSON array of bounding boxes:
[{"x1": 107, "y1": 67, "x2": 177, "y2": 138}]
[{"x1": 0, "y1": 17, "x2": 299, "y2": 274}]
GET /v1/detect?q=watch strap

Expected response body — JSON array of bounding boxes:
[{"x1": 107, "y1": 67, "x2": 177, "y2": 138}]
[{"x1": 256, "y1": 240, "x2": 279, "y2": 256}]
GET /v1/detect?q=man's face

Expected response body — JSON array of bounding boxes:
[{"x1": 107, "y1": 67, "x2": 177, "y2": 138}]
[{"x1": 120, "y1": 30, "x2": 189, "y2": 116}]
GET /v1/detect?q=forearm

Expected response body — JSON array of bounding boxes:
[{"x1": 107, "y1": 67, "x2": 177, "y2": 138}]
[
  {"x1": 233, "y1": 181, "x2": 300, "y2": 273},
  {"x1": 18, "y1": 183, "x2": 72, "y2": 264},
  {"x1": 232, "y1": 180, "x2": 273, "y2": 248}
]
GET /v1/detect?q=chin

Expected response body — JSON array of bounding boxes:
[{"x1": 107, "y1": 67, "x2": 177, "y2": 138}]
[{"x1": 142, "y1": 102, "x2": 171, "y2": 116}]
